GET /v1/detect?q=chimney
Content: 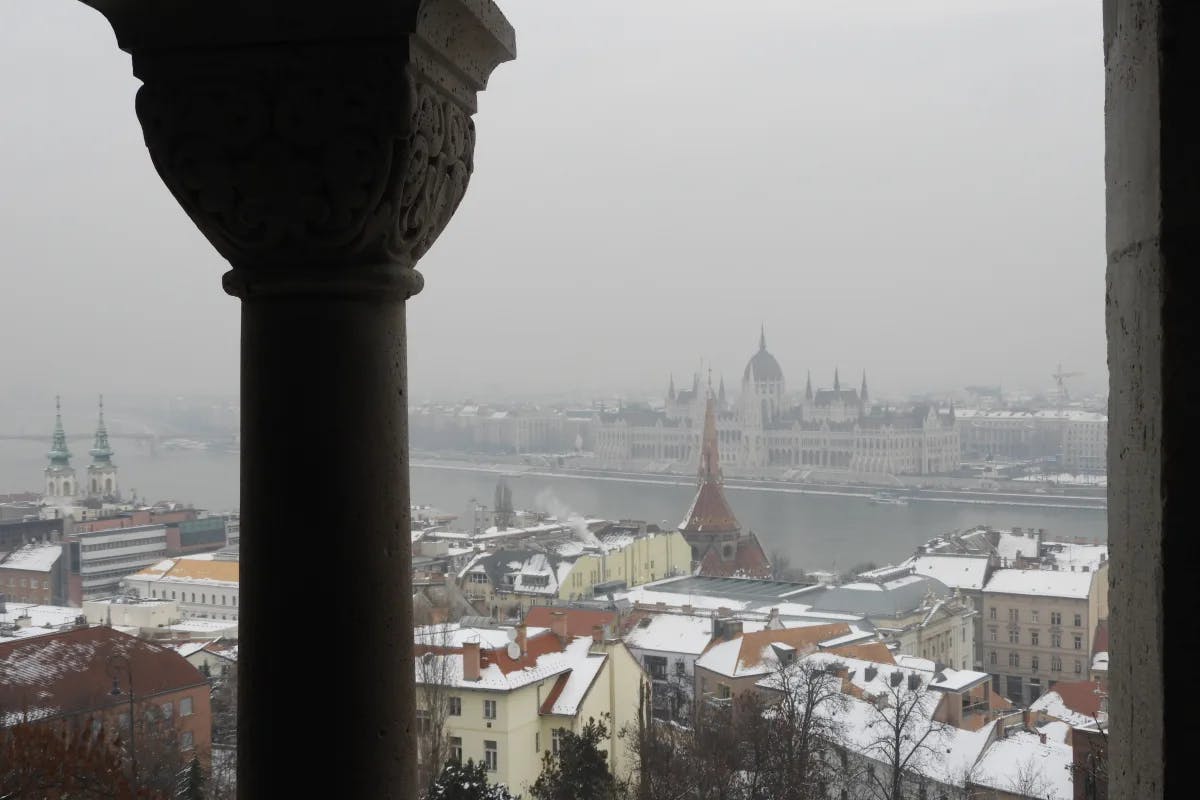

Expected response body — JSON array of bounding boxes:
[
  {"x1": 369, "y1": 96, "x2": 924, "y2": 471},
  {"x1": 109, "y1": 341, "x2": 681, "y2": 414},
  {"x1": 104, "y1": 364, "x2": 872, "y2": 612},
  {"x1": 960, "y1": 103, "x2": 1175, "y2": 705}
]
[
  {"x1": 907, "y1": 673, "x2": 921, "y2": 691},
  {"x1": 592, "y1": 624, "x2": 604, "y2": 645},
  {"x1": 767, "y1": 607, "x2": 782, "y2": 629},
  {"x1": 462, "y1": 641, "x2": 481, "y2": 682},
  {"x1": 865, "y1": 665, "x2": 878, "y2": 682},
  {"x1": 655, "y1": 602, "x2": 667, "y2": 613},
  {"x1": 1039, "y1": 732, "x2": 1047, "y2": 744},
  {"x1": 516, "y1": 624, "x2": 527, "y2": 655},
  {"x1": 890, "y1": 671, "x2": 903, "y2": 687},
  {"x1": 716, "y1": 606, "x2": 732, "y2": 619},
  {"x1": 1022, "y1": 708, "x2": 1032, "y2": 730},
  {"x1": 551, "y1": 611, "x2": 569, "y2": 644},
  {"x1": 682, "y1": 604, "x2": 694, "y2": 615}
]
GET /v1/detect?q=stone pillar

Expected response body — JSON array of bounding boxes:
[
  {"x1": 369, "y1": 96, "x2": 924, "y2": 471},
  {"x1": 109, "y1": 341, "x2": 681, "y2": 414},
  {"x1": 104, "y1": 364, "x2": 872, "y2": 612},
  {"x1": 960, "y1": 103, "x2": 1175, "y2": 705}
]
[
  {"x1": 79, "y1": 2, "x2": 513, "y2": 796},
  {"x1": 1105, "y1": 1, "x2": 1199, "y2": 796}
]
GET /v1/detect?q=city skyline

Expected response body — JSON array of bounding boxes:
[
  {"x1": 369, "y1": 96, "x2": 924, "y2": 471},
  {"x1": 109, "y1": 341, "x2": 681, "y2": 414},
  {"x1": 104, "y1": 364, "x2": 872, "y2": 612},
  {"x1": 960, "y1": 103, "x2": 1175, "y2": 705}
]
[{"x1": 3, "y1": 0, "x2": 1105, "y2": 403}]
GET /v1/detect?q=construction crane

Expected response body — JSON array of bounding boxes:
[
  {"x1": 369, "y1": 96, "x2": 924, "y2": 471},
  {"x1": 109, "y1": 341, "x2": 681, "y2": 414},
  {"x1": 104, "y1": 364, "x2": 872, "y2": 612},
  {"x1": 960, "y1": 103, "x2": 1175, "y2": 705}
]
[{"x1": 1052, "y1": 363, "x2": 1083, "y2": 413}]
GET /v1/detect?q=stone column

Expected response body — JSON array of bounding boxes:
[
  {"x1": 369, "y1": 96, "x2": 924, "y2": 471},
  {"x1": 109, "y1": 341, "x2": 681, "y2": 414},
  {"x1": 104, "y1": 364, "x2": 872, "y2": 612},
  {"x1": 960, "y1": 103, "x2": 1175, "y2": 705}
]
[
  {"x1": 80, "y1": 2, "x2": 513, "y2": 796},
  {"x1": 1105, "y1": 1, "x2": 1199, "y2": 796}
]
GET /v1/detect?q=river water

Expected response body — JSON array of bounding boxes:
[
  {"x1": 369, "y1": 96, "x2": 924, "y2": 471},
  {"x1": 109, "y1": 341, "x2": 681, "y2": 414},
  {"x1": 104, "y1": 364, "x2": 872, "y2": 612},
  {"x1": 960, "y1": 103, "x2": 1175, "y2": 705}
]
[{"x1": 0, "y1": 442, "x2": 1106, "y2": 573}]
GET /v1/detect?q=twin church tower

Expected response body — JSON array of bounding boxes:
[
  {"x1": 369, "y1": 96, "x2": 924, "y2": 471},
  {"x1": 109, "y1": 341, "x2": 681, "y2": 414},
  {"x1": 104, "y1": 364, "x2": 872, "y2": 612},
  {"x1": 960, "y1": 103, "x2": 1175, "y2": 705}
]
[{"x1": 43, "y1": 396, "x2": 119, "y2": 502}]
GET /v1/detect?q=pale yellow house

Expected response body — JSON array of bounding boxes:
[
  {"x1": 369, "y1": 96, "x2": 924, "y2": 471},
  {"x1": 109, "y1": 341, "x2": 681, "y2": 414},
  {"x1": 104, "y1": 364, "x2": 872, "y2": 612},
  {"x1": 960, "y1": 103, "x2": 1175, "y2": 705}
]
[
  {"x1": 458, "y1": 529, "x2": 691, "y2": 619},
  {"x1": 414, "y1": 612, "x2": 646, "y2": 793}
]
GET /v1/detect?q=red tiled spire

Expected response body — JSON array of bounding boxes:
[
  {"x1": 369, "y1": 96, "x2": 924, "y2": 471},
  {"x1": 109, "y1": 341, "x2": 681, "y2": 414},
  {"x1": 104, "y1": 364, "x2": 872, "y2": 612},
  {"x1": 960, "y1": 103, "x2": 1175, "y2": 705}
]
[{"x1": 680, "y1": 390, "x2": 740, "y2": 534}]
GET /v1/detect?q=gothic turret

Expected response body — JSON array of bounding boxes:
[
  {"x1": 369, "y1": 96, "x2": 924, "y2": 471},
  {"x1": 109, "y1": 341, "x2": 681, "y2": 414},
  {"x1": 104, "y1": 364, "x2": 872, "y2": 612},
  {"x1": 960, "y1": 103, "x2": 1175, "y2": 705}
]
[
  {"x1": 805, "y1": 371, "x2": 813, "y2": 401},
  {"x1": 861, "y1": 371, "x2": 870, "y2": 407},
  {"x1": 87, "y1": 395, "x2": 119, "y2": 499},
  {"x1": 718, "y1": 375, "x2": 727, "y2": 409},
  {"x1": 680, "y1": 389, "x2": 738, "y2": 534},
  {"x1": 668, "y1": 373, "x2": 676, "y2": 402},
  {"x1": 834, "y1": 368, "x2": 841, "y2": 393}
]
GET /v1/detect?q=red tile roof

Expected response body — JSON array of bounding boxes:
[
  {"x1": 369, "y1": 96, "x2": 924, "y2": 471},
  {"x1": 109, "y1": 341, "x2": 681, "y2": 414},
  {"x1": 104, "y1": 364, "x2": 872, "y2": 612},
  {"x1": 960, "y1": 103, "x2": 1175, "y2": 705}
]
[
  {"x1": 696, "y1": 532, "x2": 772, "y2": 578},
  {"x1": 680, "y1": 482, "x2": 741, "y2": 535},
  {"x1": 827, "y1": 642, "x2": 895, "y2": 664},
  {"x1": 524, "y1": 607, "x2": 616, "y2": 638},
  {"x1": 1049, "y1": 679, "x2": 1106, "y2": 718},
  {"x1": 0, "y1": 626, "x2": 207, "y2": 723}
]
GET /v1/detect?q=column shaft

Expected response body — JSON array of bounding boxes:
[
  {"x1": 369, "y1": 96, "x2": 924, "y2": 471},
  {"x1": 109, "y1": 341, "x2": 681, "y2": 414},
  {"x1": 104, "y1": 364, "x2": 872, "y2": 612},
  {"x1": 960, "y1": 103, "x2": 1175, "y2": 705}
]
[{"x1": 238, "y1": 290, "x2": 413, "y2": 798}]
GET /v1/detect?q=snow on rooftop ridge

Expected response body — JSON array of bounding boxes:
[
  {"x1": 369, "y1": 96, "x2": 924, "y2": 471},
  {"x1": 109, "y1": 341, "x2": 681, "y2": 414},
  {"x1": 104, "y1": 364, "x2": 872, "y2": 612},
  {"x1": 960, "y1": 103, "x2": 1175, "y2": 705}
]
[
  {"x1": 984, "y1": 568, "x2": 1097, "y2": 599},
  {"x1": 0, "y1": 542, "x2": 62, "y2": 572}
]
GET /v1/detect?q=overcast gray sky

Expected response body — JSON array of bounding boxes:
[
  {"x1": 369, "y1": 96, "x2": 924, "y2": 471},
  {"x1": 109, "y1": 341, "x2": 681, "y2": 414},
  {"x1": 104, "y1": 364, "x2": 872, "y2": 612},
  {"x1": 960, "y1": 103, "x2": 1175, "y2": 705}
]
[{"x1": 2, "y1": 0, "x2": 1105, "y2": 409}]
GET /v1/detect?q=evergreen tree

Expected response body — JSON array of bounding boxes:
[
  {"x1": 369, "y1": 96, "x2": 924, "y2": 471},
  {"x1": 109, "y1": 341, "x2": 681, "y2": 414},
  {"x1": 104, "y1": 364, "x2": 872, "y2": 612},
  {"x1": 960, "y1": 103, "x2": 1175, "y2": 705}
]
[
  {"x1": 424, "y1": 758, "x2": 517, "y2": 800},
  {"x1": 174, "y1": 755, "x2": 206, "y2": 800},
  {"x1": 530, "y1": 717, "x2": 619, "y2": 800}
]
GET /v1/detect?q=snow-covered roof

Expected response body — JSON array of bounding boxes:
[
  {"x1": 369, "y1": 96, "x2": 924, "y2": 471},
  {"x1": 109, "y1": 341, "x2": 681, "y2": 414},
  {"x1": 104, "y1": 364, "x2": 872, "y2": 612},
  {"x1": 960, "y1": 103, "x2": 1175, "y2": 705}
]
[
  {"x1": 971, "y1": 731, "x2": 1074, "y2": 799},
  {"x1": 1029, "y1": 691, "x2": 1098, "y2": 728},
  {"x1": 984, "y1": 568, "x2": 1096, "y2": 599},
  {"x1": 907, "y1": 554, "x2": 990, "y2": 591},
  {"x1": 0, "y1": 542, "x2": 62, "y2": 572},
  {"x1": 414, "y1": 627, "x2": 602, "y2": 698},
  {"x1": 0, "y1": 603, "x2": 82, "y2": 629},
  {"x1": 616, "y1": 586, "x2": 754, "y2": 612},
  {"x1": 624, "y1": 613, "x2": 714, "y2": 656},
  {"x1": 696, "y1": 624, "x2": 853, "y2": 679}
]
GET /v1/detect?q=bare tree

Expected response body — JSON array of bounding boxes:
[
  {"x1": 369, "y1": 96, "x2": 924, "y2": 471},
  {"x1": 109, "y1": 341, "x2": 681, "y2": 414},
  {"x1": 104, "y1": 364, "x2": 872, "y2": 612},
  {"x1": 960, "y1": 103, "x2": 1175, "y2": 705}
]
[
  {"x1": 769, "y1": 549, "x2": 808, "y2": 583},
  {"x1": 739, "y1": 658, "x2": 851, "y2": 800},
  {"x1": 415, "y1": 623, "x2": 458, "y2": 792},
  {"x1": 857, "y1": 670, "x2": 950, "y2": 800},
  {"x1": 622, "y1": 681, "x2": 694, "y2": 800}
]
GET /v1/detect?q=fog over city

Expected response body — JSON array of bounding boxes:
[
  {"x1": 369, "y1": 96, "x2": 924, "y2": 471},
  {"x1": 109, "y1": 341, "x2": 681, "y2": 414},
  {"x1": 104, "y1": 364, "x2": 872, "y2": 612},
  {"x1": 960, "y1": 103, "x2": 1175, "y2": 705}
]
[{"x1": 2, "y1": 0, "x2": 1104, "y2": 415}]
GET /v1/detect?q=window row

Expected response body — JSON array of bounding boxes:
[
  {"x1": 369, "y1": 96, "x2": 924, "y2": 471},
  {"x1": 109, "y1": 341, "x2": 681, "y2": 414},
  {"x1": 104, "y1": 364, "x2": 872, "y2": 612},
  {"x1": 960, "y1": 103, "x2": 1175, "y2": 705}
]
[
  {"x1": 988, "y1": 607, "x2": 1083, "y2": 628},
  {"x1": 990, "y1": 651, "x2": 1083, "y2": 674},
  {"x1": 987, "y1": 629, "x2": 1084, "y2": 649}
]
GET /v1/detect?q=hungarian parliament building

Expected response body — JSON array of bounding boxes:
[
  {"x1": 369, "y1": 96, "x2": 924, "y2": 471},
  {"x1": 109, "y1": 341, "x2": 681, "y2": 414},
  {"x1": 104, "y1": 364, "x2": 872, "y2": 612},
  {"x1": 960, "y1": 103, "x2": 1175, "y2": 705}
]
[{"x1": 592, "y1": 331, "x2": 960, "y2": 476}]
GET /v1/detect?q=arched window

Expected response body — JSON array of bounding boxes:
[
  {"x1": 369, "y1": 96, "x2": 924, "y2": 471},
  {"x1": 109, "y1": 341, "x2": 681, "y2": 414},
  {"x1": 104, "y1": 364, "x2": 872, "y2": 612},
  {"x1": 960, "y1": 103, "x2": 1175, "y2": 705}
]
[{"x1": 105, "y1": 478, "x2": 113, "y2": 493}]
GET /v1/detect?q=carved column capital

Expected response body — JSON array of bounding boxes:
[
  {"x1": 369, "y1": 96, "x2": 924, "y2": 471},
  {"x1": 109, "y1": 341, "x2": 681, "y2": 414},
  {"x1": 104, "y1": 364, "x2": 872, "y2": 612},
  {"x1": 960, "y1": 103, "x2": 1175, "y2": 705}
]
[{"x1": 84, "y1": 0, "x2": 515, "y2": 297}]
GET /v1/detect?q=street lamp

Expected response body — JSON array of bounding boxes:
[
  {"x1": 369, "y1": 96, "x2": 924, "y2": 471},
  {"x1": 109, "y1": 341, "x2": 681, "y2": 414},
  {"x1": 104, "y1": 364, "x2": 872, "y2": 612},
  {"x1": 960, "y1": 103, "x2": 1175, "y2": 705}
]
[{"x1": 106, "y1": 653, "x2": 137, "y2": 784}]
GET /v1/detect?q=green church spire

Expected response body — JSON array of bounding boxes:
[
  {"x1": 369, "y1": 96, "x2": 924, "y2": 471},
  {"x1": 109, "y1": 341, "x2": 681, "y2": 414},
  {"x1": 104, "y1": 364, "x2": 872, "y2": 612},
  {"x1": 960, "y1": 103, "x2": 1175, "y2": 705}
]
[
  {"x1": 90, "y1": 394, "x2": 114, "y2": 465},
  {"x1": 47, "y1": 396, "x2": 71, "y2": 467}
]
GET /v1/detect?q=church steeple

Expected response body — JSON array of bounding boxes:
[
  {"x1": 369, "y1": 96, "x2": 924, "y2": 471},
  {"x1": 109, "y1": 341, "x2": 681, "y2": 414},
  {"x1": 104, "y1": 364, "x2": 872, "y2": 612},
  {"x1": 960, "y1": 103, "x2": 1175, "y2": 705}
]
[
  {"x1": 834, "y1": 368, "x2": 841, "y2": 393},
  {"x1": 89, "y1": 395, "x2": 114, "y2": 465},
  {"x1": 805, "y1": 371, "x2": 813, "y2": 401},
  {"x1": 668, "y1": 373, "x2": 676, "y2": 402},
  {"x1": 718, "y1": 375, "x2": 727, "y2": 408},
  {"x1": 860, "y1": 371, "x2": 869, "y2": 406},
  {"x1": 698, "y1": 387, "x2": 721, "y2": 484},
  {"x1": 759, "y1": 324, "x2": 767, "y2": 352},
  {"x1": 47, "y1": 396, "x2": 71, "y2": 467}
]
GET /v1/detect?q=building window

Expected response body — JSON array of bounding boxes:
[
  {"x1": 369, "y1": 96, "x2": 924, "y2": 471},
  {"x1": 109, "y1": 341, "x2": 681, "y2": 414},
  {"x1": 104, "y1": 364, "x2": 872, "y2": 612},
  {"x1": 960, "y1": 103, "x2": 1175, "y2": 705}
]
[
  {"x1": 1008, "y1": 630, "x2": 1019, "y2": 644},
  {"x1": 180, "y1": 697, "x2": 193, "y2": 717},
  {"x1": 675, "y1": 660, "x2": 686, "y2": 677},
  {"x1": 201, "y1": 594, "x2": 206, "y2": 604},
  {"x1": 990, "y1": 651, "x2": 996, "y2": 665},
  {"x1": 989, "y1": 607, "x2": 996, "y2": 620},
  {"x1": 1008, "y1": 652, "x2": 1020, "y2": 668},
  {"x1": 449, "y1": 696, "x2": 461, "y2": 716},
  {"x1": 1052, "y1": 633, "x2": 1062, "y2": 648},
  {"x1": 484, "y1": 741, "x2": 498, "y2": 772},
  {"x1": 1031, "y1": 631, "x2": 1039, "y2": 646},
  {"x1": 483, "y1": 699, "x2": 496, "y2": 720},
  {"x1": 180, "y1": 730, "x2": 194, "y2": 751},
  {"x1": 1051, "y1": 612, "x2": 1062, "y2": 626},
  {"x1": 450, "y1": 736, "x2": 462, "y2": 763},
  {"x1": 990, "y1": 629, "x2": 997, "y2": 642},
  {"x1": 161, "y1": 701, "x2": 173, "y2": 719},
  {"x1": 1075, "y1": 660, "x2": 1083, "y2": 675},
  {"x1": 1074, "y1": 635, "x2": 1083, "y2": 650},
  {"x1": 552, "y1": 728, "x2": 563, "y2": 755},
  {"x1": 1052, "y1": 656, "x2": 1063, "y2": 671},
  {"x1": 1030, "y1": 610, "x2": 1039, "y2": 624},
  {"x1": 1008, "y1": 609, "x2": 1018, "y2": 623},
  {"x1": 1074, "y1": 613, "x2": 1082, "y2": 627},
  {"x1": 535, "y1": 732, "x2": 540, "y2": 752},
  {"x1": 1031, "y1": 656, "x2": 1039, "y2": 672}
]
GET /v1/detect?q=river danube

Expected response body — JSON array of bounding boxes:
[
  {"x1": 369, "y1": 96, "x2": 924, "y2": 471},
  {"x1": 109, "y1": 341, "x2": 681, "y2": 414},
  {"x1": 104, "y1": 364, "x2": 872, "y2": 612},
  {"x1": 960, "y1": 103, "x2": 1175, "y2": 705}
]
[{"x1": 0, "y1": 443, "x2": 1106, "y2": 572}]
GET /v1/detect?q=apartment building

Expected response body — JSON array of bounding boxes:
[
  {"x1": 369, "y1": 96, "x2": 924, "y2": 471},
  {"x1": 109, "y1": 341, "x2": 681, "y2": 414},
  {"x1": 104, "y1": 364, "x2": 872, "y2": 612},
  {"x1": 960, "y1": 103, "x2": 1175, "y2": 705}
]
[
  {"x1": 982, "y1": 561, "x2": 1110, "y2": 706},
  {"x1": 121, "y1": 556, "x2": 240, "y2": 620},
  {"x1": 413, "y1": 610, "x2": 644, "y2": 793}
]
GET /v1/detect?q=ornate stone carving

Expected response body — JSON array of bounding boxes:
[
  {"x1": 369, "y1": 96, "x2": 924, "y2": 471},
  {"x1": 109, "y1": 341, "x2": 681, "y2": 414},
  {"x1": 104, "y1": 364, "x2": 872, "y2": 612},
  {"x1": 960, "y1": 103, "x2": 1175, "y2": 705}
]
[{"x1": 134, "y1": 42, "x2": 477, "y2": 296}]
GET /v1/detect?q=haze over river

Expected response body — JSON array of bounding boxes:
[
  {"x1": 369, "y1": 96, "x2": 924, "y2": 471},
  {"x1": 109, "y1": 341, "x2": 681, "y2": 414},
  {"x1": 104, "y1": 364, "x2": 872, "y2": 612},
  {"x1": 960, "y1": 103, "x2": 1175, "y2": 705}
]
[{"x1": 0, "y1": 442, "x2": 1105, "y2": 571}]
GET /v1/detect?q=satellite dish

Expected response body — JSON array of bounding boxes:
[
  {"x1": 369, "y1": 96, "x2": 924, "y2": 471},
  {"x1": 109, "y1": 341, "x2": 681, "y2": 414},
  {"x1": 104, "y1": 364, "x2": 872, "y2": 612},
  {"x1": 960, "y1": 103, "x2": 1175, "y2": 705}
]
[
  {"x1": 506, "y1": 642, "x2": 521, "y2": 660},
  {"x1": 505, "y1": 627, "x2": 517, "y2": 642}
]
